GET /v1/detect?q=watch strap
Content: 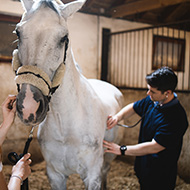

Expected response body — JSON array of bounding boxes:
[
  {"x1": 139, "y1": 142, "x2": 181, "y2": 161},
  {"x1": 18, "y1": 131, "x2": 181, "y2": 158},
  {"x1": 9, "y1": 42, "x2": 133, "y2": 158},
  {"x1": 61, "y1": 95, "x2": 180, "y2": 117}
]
[{"x1": 120, "y1": 145, "x2": 127, "y2": 156}]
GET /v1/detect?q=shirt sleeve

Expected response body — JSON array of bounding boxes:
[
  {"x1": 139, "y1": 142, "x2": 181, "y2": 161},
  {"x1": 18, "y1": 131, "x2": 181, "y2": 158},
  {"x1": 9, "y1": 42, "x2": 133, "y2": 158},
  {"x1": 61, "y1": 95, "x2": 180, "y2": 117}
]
[
  {"x1": 133, "y1": 96, "x2": 151, "y2": 117},
  {"x1": 154, "y1": 123, "x2": 177, "y2": 148},
  {"x1": 154, "y1": 109, "x2": 188, "y2": 148}
]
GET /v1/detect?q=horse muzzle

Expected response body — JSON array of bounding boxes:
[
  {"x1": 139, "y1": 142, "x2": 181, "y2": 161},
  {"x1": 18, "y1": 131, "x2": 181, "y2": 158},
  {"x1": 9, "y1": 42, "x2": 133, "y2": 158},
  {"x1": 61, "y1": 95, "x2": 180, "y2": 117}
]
[{"x1": 16, "y1": 83, "x2": 49, "y2": 126}]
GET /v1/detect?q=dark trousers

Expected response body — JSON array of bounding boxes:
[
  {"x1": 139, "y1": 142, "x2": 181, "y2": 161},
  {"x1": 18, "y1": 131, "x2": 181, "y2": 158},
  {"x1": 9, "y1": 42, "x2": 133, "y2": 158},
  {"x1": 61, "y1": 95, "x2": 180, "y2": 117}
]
[{"x1": 139, "y1": 180, "x2": 175, "y2": 190}]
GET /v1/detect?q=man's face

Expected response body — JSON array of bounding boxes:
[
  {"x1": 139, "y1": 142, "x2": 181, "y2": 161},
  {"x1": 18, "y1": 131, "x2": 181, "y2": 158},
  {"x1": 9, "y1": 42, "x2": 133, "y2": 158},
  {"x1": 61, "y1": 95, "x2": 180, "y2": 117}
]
[{"x1": 147, "y1": 84, "x2": 166, "y2": 102}]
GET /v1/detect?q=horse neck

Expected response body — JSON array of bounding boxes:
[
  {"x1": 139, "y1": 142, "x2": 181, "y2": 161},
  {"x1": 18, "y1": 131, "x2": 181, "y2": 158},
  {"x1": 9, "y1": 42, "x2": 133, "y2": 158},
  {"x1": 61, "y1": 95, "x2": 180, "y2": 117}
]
[{"x1": 51, "y1": 48, "x2": 91, "y2": 109}]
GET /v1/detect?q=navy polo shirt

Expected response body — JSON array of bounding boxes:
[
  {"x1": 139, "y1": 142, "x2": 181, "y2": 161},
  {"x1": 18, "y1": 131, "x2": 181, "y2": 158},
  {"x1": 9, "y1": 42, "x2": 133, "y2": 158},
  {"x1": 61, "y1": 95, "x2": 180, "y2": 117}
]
[{"x1": 133, "y1": 95, "x2": 188, "y2": 190}]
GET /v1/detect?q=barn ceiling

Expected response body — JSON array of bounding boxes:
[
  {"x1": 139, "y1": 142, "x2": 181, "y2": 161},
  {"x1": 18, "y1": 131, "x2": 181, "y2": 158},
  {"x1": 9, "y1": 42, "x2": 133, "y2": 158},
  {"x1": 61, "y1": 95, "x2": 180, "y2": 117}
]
[{"x1": 63, "y1": 0, "x2": 190, "y2": 30}]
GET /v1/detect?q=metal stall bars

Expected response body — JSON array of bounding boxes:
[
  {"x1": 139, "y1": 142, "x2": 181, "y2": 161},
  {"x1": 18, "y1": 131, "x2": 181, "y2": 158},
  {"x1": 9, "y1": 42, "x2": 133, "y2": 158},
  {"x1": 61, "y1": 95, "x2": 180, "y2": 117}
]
[{"x1": 104, "y1": 20, "x2": 190, "y2": 92}]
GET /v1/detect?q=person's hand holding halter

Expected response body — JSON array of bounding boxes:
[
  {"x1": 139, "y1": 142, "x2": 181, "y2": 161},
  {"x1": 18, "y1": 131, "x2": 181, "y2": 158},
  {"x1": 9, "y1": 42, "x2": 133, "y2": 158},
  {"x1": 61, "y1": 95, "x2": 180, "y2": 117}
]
[{"x1": 0, "y1": 95, "x2": 16, "y2": 146}]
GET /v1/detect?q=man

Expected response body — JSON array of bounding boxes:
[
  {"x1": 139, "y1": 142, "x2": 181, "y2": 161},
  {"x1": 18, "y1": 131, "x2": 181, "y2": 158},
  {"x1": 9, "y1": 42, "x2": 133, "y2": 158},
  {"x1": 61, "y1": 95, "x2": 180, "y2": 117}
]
[{"x1": 103, "y1": 67, "x2": 188, "y2": 190}]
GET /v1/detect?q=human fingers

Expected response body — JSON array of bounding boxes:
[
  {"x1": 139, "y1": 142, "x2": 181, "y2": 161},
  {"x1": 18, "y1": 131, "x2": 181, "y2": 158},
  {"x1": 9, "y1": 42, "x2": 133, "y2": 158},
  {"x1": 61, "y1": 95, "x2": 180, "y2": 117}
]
[
  {"x1": 104, "y1": 141, "x2": 121, "y2": 155},
  {"x1": 103, "y1": 140, "x2": 108, "y2": 147},
  {"x1": 103, "y1": 141, "x2": 111, "y2": 153},
  {"x1": 107, "y1": 115, "x2": 115, "y2": 129},
  {"x1": 2, "y1": 95, "x2": 16, "y2": 108},
  {"x1": 103, "y1": 140, "x2": 112, "y2": 149},
  {"x1": 13, "y1": 153, "x2": 32, "y2": 180},
  {"x1": 107, "y1": 115, "x2": 113, "y2": 124},
  {"x1": 26, "y1": 159, "x2": 32, "y2": 165},
  {"x1": 103, "y1": 140, "x2": 109, "y2": 144},
  {"x1": 103, "y1": 140, "x2": 115, "y2": 154},
  {"x1": 7, "y1": 96, "x2": 16, "y2": 111},
  {"x1": 2, "y1": 95, "x2": 16, "y2": 117},
  {"x1": 107, "y1": 119, "x2": 117, "y2": 130},
  {"x1": 11, "y1": 101, "x2": 16, "y2": 113},
  {"x1": 20, "y1": 153, "x2": 31, "y2": 162},
  {"x1": 1, "y1": 95, "x2": 12, "y2": 107}
]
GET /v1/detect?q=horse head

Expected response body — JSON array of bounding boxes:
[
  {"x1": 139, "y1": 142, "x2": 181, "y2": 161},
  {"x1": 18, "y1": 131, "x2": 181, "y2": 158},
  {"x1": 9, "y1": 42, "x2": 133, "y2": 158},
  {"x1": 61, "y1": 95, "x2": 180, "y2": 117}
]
[{"x1": 13, "y1": 0, "x2": 86, "y2": 126}]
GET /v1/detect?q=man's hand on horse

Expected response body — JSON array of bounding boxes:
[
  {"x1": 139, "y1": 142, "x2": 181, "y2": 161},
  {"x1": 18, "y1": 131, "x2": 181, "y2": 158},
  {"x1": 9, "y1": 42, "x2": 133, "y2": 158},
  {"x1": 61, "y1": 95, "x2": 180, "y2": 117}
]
[
  {"x1": 107, "y1": 115, "x2": 118, "y2": 130},
  {"x1": 103, "y1": 140, "x2": 121, "y2": 155}
]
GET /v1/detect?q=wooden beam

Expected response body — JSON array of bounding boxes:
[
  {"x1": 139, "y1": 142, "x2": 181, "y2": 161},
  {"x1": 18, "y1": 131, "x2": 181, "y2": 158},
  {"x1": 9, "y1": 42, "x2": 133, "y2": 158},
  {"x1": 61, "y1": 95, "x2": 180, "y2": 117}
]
[
  {"x1": 0, "y1": 13, "x2": 21, "y2": 23},
  {"x1": 111, "y1": 0, "x2": 190, "y2": 18},
  {"x1": 0, "y1": 56, "x2": 12, "y2": 63},
  {"x1": 82, "y1": 0, "x2": 95, "y2": 7},
  {"x1": 165, "y1": 3, "x2": 190, "y2": 22}
]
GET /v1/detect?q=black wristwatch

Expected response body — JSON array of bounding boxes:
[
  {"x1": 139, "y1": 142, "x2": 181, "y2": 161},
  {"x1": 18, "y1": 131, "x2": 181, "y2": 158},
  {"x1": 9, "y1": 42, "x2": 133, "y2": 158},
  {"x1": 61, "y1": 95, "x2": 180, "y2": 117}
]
[{"x1": 120, "y1": 145, "x2": 127, "y2": 155}]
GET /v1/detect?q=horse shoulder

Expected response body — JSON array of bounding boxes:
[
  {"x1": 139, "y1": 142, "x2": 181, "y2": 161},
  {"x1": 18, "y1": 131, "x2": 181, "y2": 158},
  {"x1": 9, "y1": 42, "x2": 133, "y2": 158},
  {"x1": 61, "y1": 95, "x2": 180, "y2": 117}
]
[{"x1": 87, "y1": 79, "x2": 123, "y2": 109}]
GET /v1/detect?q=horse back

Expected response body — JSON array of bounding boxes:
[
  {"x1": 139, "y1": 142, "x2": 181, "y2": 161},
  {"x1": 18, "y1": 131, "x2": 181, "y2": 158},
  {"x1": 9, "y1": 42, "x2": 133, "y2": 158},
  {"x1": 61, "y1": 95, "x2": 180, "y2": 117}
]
[{"x1": 88, "y1": 79, "x2": 124, "y2": 112}]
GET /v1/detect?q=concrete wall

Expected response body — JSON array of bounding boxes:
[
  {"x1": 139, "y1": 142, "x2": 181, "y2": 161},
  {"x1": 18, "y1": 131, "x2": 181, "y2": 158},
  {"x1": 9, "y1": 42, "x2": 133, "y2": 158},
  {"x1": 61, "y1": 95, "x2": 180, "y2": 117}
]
[{"x1": 0, "y1": 0, "x2": 189, "y2": 183}]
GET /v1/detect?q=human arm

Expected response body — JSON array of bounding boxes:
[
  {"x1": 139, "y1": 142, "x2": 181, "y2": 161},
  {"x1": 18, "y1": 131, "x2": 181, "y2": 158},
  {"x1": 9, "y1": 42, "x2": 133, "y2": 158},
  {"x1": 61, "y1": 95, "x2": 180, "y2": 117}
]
[
  {"x1": 103, "y1": 139, "x2": 165, "y2": 156},
  {"x1": 0, "y1": 95, "x2": 16, "y2": 189},
  {"x1": 107, "y1": 103, "x2": 135, "y2": 130},
  {"x1": 8, "y1": 153, "x2": 32, "y2": 190}
]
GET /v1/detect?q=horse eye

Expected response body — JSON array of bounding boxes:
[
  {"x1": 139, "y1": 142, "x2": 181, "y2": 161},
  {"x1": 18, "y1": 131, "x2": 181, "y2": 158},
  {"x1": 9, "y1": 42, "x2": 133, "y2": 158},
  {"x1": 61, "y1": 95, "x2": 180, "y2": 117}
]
[{"x1": 15, "y1": 29, "x2": 20, "y2": 39}]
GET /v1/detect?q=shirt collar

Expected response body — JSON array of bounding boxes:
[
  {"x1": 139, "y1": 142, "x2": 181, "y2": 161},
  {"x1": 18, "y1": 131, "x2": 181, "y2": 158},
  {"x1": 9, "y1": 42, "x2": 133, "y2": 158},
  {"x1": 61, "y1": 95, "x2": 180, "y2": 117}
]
[{"x1": 154, "y1": 93, "x2": 178, "y2": 109}]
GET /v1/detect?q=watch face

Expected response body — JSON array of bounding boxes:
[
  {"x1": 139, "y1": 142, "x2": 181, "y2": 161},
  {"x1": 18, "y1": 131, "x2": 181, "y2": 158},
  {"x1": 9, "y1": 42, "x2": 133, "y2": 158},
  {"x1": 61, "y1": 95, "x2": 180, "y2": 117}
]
[
  {"x1": 120, "y1": 146, "x2": 127, "y2": 151},
  {"x1": 120, "y1": 145, "x2": 127, "y2": 155}
]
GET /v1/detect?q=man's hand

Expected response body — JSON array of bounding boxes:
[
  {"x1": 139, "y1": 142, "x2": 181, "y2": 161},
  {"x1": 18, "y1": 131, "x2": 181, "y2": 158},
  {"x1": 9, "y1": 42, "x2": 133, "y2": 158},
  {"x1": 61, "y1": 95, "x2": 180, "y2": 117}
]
[
  {"x1": 103, "y1": 140, "x2": 121, "y2": 155},
  {"x1": 107, "y1": 115, "x2": 118, "y2": 130}
]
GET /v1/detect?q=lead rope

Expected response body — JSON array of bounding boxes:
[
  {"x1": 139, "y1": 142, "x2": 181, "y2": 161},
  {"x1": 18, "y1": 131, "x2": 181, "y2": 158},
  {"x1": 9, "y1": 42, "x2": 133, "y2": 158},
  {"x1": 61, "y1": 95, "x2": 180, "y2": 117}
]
[{"x1": 8, "y1": 126, "x2": 36, "y2": 190}]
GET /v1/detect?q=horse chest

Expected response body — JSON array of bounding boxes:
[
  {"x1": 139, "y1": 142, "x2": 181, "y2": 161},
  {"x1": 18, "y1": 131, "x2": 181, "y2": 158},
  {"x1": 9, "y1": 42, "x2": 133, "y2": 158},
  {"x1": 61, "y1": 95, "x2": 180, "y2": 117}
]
[
  {"x1": 38, "y1": 121, "x2": 102, "y2": 175},
  {"x1": 38, "y1": 114, "x2": 102, "y2": 150}
]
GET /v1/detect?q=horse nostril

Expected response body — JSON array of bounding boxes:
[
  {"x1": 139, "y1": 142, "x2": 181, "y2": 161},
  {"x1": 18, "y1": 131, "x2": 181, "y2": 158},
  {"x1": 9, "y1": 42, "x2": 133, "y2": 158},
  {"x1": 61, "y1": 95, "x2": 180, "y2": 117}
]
[{"x1": 36, "y1": 100, "x2": 43, "y2": 115}]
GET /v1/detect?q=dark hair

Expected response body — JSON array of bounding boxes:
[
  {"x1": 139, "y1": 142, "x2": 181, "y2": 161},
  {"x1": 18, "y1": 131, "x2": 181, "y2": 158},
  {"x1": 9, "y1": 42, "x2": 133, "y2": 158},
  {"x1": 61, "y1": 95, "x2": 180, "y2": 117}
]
[{"x1": 146, "y1": 67, "x2": 178, "y2": 93}]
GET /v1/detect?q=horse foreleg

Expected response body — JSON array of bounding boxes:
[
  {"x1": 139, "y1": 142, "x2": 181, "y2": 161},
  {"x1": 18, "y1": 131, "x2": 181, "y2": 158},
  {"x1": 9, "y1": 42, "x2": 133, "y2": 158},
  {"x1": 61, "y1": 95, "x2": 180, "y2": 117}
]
[
  {"x1": 46, "y1": 165, "x2": 68, "y2": 190},
  {"x1": 81, "y1": 163, "x2": 105, "y2": 190},
  {"x1": 83, "y1": 173, "x2": 102, "y2": 190},
  {"x1": 101, "y1": 153, "x2": 117, "y2": 189},
  {"x1": 101, "y1": 160, "x2": 112, "y2": 190}
]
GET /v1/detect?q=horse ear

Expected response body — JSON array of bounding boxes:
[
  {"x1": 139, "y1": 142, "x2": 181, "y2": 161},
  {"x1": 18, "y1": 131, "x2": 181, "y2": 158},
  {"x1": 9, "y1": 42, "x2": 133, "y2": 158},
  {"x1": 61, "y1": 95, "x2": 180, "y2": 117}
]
[
  {"x1": 21, "y1": 0, "x2": 34, "y2": 12},
  {"x1": 60, "y1": 0, "x2": 86, "y2": 19}
]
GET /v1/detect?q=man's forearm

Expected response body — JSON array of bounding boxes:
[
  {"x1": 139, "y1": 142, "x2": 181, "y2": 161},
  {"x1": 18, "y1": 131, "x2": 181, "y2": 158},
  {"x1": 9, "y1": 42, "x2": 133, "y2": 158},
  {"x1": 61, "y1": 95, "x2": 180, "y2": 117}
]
[
  {"x1": 125, "y1": 139, "x2": 165, "y2": 156},
  {"x1": 116, "y1": 103, "x2": 135, "y2": 122}
]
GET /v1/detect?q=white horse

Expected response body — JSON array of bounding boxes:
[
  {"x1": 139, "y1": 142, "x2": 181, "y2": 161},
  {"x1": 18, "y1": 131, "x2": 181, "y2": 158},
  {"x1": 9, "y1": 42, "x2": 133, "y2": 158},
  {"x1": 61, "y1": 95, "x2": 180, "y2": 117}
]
[{"x1": 13, "y1": 0, "x2": 124, "y2": 189}]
